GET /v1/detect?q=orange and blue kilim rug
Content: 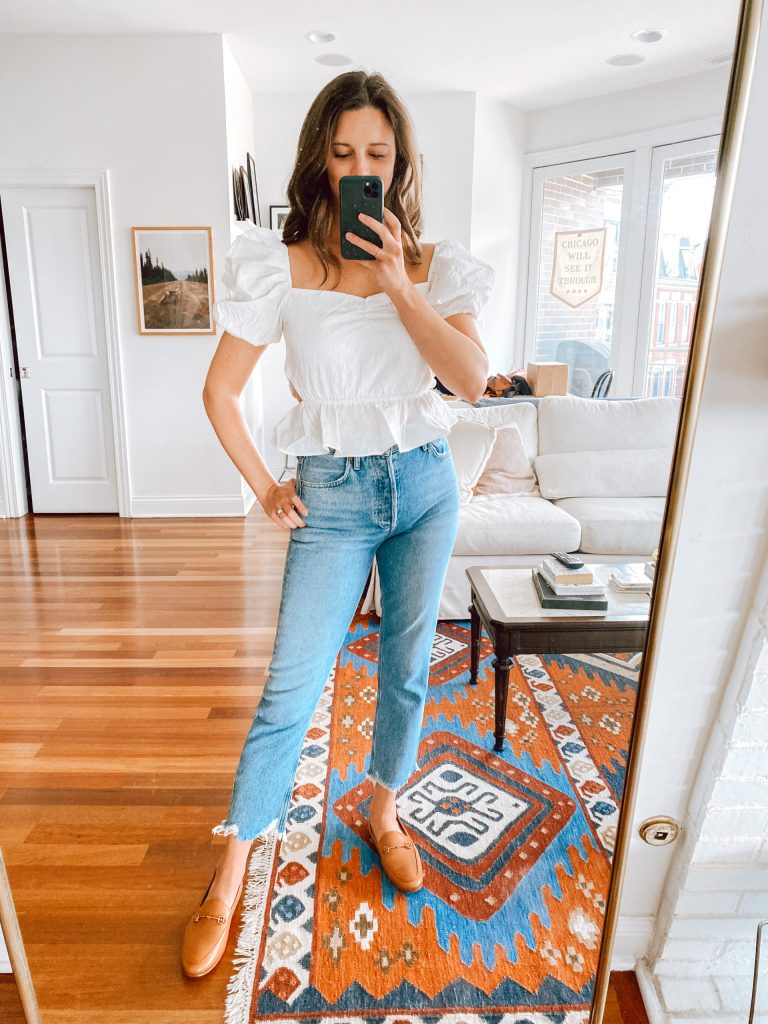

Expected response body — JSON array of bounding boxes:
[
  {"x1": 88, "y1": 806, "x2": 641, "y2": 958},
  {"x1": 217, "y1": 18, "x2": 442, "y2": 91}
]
[{"x1": 224, "y1": 614, "x2": 641, "y2": 1024}]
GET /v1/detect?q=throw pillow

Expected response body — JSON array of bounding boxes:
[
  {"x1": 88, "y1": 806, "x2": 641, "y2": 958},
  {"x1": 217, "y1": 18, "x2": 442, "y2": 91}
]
[
  {"x1": 446, "y1": 417, "x2": 497, "y2": 504},
  {"x1": 472, "y1": 422, "x2": 539, "y2": 497}
]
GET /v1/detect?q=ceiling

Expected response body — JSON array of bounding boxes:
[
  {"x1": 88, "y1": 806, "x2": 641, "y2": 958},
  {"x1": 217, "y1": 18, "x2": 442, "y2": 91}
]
[{"x1": 0, "y1": 0, "x2": 740, "y2": 108}]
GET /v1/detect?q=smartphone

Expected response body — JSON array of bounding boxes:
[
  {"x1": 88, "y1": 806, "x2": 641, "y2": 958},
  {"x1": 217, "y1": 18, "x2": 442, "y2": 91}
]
[{"x1": 340, "y1": 175, "x2": 384, "y2": 260}]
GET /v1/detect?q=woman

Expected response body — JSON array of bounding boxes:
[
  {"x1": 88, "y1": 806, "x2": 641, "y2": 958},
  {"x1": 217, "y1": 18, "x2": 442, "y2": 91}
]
[{"x1": 182, "y1": 70, "x2": 494, "y2": 978}]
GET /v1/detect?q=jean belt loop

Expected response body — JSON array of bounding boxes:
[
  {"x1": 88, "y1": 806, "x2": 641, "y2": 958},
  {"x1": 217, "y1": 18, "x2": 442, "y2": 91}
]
[{"x1": 353, "y1": 455, "x2": 361, "y2": 470}]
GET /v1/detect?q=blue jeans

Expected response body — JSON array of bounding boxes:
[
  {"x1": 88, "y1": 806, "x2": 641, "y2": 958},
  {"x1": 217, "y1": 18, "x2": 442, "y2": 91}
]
[{"x1": 211, "y1": 436, "x2": 460, "y2": 842}]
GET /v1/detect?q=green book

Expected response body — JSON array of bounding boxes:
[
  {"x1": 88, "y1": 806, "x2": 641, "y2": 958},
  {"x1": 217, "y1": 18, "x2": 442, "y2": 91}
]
[{"x1": 532, "y1": 570, "x2": 608, "y2": 611}]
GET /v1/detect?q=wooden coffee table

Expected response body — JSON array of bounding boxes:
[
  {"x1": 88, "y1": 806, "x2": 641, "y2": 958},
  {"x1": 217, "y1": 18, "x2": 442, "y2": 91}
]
[{"x1": 466, "y1": 564, "x2": 651, "y2": 751}]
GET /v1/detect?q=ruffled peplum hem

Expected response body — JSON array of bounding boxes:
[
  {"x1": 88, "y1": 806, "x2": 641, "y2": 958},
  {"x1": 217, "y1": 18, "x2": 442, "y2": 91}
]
[{"x1": 272, "y1": 389, "x2": 462, "y2": 457}]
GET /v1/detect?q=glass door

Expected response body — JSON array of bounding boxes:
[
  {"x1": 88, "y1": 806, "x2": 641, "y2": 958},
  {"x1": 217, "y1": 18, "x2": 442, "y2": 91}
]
[
  {"x1": 523, "y1": 153, "x2": 636, "y2": 397},
  {"x1": 633, "y1": 137, "x2": 719, "y2": 396}
]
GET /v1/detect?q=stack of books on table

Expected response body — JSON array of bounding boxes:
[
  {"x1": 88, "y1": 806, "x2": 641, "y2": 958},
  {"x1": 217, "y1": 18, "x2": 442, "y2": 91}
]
[
  {"x1": 532, "y1": 557, "x2": 608, "y2": 611},
  {"x1": 609, "y1": 564, "x2": 653, "y2": 594}
]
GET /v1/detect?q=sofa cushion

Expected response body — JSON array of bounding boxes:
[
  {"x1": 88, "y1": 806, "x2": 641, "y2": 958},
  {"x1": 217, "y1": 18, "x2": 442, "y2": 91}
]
[
  {"x1": 535, "y1": 447, "x2": 673, "y2": 499},
  {"x1": 555, "y1": 497, "x2": 665, "y2": 555},
  {"x1": 454, "y1": 400, "x2": 539, "y2": 458},
  {"x1": 447, "y1": 417, "x2": 498, "y2": 504},
  {"x1": 473, "y1": 422, "x2": 540, "y2": 498},
  {"x1": 454, "y1": 494, "x2": 581, "y2": 556},
  {"x1": 537, "y1": 394, "x2": 680, "y2": 454}
]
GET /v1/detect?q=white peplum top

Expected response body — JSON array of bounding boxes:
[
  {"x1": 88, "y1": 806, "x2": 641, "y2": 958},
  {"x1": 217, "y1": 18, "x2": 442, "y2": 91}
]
[{"x1": 211, "y1": 224, "x2": 495, "y2": 458}]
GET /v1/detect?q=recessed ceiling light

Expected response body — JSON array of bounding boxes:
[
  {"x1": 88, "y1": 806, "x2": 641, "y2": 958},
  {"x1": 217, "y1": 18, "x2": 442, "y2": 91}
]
[
  {"x1": 708, "y1": 51, "x2": 733, "y2": 64},
  {"x1": 630, "y1": 28, "x2": 665, "y2": 43},
  {"x1": 315, "y1": 53, "x2": 354, "y2": 66},
  {"x1": 305, "y1": 29, "x2": 338, "y2": 44},
  {"x1": 607, "y1": 53, "x2": 645, "y2": 66}
]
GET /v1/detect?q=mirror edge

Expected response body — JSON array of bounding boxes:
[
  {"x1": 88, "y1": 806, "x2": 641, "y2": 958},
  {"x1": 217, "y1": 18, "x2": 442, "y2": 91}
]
[
  {"x1": 590, "y1": 0, "x2": 767, "y2": 1020},
  {"x1": 0, "y1": 846, "x2": 41, "y2": 1023}
]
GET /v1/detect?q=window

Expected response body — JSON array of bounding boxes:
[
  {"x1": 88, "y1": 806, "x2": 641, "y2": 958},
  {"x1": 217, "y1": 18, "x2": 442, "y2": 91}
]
[
  {"x1": 527, "y1": 157, "x2": 627, "y2": 398},
  {"x1": 640, "y1": 147, "x2": 717, "y2": 396},
  {"x1": 523, "y1": 135, "x2": 719, "y2": 398}
]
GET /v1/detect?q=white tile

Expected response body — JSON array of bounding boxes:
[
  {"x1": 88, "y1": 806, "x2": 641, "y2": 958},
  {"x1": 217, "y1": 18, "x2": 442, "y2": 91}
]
[
  {"x1": 659, "y1": 937, "x2": 723, "y2": 962},
  {"x1": 737, "y1": 891, "x2": 768, "y2": 915},
  {"x1": 685, "y1": 865, "x2": 768, "y2": 891},
  {"x1": 675, "y1": 890, "x2": 741, "y2": 916},
  {"x1": 722, "y1": 746, "x2": 768, "y2": 778},
  {"x1": 732, "y1": 709, "x2": 768, "y2": 745},
  {"x1": 710, "y1": 778, "x2": 768, "y2": 808},
  {"x1": 715, "y1": 974, "x2": 755, "y2": 1013},
  {"x1": 700, "y1": 806, "x2": 768, "y2": 838},
  {"x1": 658, "y1": 976, "x2": 721, "y2": 1012},
  {"x1": 694, "y1": 836, "x2": 762, "y2": 864},
  {"x1": 668, "y1": 917, "x2": 760, "y2": 941}
]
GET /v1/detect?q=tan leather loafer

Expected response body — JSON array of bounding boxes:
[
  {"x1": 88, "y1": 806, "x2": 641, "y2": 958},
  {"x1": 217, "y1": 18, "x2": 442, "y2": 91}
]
[
  {"x1": 181, "y1": 868, "x2": 244, "y2": 978},
  {"x1": 368, "y1": 812, "x2": 423, "y2": 893}
]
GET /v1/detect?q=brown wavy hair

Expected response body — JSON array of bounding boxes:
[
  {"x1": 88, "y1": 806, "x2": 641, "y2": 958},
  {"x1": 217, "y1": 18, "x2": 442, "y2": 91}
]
[{"x1": 281, "y1": 71, "x2": 424, "y2": 287}]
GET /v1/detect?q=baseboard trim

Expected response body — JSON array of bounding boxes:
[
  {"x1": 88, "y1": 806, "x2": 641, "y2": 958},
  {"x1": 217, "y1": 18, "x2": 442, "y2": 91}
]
[
  {"x1": 636, "y1": 957, "x2": 667, "y2": 1024},
  {"x1": 610, "y1": 914, "x2": 656, "y2": 970},
  {"x1": 129, "y1": 493, "x2": 255, "y2": 517}
]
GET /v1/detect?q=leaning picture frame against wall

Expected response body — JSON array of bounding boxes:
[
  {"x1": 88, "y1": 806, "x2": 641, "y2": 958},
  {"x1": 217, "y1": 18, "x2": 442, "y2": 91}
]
[
  {"x1": 270, "y1": 204, "x2": 290, "y2": 234},
  {"x1": 131, "y1": 226, "x2": 216, "y2": 335},
  {"x1": 247, "y1": 152, "x2": 261, "y2": 226}
]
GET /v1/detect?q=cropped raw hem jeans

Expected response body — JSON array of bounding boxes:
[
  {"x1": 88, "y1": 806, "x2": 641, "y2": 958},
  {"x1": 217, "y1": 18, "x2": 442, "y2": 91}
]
[{"x1": 211, "y1": 436, "x2": 460, "y2": 843}]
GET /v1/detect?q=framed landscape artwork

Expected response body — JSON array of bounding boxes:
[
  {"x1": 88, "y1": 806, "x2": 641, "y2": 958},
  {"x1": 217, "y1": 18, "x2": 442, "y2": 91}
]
[{"x1": 132, "y1": 226, "x2": 216, "y2": 335}]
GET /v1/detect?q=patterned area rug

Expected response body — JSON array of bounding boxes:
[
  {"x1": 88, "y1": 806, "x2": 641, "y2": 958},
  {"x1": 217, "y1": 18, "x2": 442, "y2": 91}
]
[{"x1": 224, "y1": 614, "x2": 641, "y2": 1024}]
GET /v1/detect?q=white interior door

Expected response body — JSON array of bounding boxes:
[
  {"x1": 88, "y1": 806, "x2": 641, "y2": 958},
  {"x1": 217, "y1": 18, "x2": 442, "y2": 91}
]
[{"x1": 2, "y1": 186, "x2": 119, "y2": 512}]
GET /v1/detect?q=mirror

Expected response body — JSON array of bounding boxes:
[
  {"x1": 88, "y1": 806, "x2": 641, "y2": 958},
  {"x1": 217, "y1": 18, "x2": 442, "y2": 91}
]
[{"x1": 0, "y1": 2, "x2": 760, "y2": 1023}]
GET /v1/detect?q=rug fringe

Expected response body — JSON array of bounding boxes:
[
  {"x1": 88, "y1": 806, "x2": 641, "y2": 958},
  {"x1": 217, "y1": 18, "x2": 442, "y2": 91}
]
[{"x1": 223, "y1": 829, "x2": 280, "y2": 1024}]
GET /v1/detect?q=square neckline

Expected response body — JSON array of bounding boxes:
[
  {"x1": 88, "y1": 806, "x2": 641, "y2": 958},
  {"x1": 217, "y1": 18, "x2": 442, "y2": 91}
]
[{"x1": 282, "y1": 238, "x2": 439, "y2": 301}]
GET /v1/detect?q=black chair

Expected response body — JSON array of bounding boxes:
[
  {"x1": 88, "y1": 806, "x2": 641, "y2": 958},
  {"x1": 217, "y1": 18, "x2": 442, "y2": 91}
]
[{"x1": 591, "y1": 369, "x2": 614, "y2": 398}]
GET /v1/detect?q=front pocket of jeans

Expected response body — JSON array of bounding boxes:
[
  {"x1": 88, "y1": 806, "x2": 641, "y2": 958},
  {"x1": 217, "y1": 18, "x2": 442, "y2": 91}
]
[
  {"x1": 427, "y1": 437, "x2": 451, "y2": 460},
  {"x1": 297, "y1": 454, "x2": 352, "y2": 487}
]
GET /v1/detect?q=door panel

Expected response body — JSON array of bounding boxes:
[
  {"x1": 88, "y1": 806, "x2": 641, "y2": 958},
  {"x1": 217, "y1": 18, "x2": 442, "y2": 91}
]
[
  {"x1": 2, "y1": 186, "x2": 118, "y2": 512},
  {"x1": 525, "y1": 153, "x2": 636, "y2": 397},
  {"x1": 634, "y1": 138, "x2": 719, "y2": 397}
]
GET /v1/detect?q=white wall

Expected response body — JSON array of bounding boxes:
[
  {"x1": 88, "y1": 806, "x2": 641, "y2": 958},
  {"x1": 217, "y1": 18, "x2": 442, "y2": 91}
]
[
  {"x1": 526, "y1": 66, "x2": 731, "y2": 152},
  {"x1": 222, "y1": 37, "x2": 266, "y2": 501},
  {"x1": 613, "y1": 3, "x2": 768, "y2": 999},
  {"x1": 471, "y1": 96, "x2": 526, "y2": 374},
  {"x1": 0, "y1": 33, "x2": 246, "y2": 515}
]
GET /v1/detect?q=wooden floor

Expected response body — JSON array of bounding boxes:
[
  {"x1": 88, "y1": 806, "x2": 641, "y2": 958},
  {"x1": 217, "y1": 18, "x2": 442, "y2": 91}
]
[{"x1": 0, "y1": 512, "x2": 648, "y2": 1024}]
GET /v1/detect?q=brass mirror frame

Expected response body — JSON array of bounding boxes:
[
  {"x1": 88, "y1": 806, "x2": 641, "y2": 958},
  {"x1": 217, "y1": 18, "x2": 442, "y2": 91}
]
[
  {"x1": 0, "y1": 5, "x2": 762, "y2": 1021},
  {"x1": 590, "y1": 0, "x2": 765, "y2": 1020}
]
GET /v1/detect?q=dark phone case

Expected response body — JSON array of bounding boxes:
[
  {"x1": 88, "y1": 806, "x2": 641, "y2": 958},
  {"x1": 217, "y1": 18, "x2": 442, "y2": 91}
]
[{"x1": 340, "y1": 175, "x2": 384, "y2": 260}]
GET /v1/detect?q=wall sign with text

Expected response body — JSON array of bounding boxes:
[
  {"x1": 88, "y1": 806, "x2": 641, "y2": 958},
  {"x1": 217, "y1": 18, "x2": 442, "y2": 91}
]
[{"x1": 549, "y1": 228, "x2": 606, "y2": 308}]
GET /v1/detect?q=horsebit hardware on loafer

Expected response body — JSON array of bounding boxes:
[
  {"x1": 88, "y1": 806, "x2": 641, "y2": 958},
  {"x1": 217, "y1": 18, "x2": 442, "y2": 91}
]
[
  {"x1": 192, "y1": 911, "x2": 226, "y2": 924},
  {"x1": 382, "y1": 840, "x2": 411, "y2": 853}
]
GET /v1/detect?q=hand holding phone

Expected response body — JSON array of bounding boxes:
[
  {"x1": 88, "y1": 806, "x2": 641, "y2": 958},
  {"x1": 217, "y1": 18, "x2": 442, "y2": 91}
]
[{"x1": 340, "y1": 175, "x2": 384, "y2": 260}]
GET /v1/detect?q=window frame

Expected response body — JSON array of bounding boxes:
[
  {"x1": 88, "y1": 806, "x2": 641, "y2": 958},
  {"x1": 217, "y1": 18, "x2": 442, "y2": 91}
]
[{"x1": 515, "y1": 118, "x2": 723, "y2": 398}]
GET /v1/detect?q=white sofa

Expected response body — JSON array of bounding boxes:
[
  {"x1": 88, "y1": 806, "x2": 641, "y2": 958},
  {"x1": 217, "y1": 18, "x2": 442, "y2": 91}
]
[{"x1": 360, "y1": 394, "x2": 680, "y2": 620}]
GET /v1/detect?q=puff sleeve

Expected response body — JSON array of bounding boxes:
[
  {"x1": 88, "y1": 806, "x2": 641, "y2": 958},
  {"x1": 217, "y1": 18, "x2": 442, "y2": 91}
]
[
  {"x1": 212, "y1": 225, "x2": 291, "y2": 346},
  {"x1": 427, "y1": 238, "x2": 496, "y2": 320}
]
